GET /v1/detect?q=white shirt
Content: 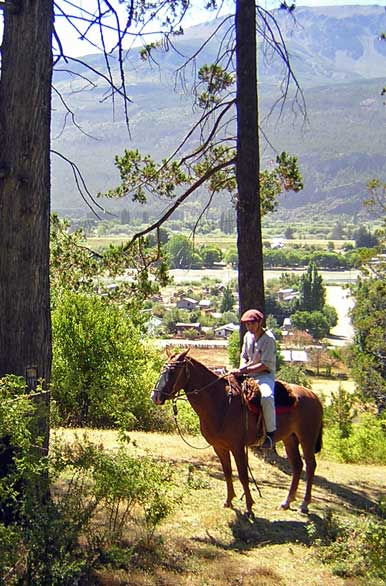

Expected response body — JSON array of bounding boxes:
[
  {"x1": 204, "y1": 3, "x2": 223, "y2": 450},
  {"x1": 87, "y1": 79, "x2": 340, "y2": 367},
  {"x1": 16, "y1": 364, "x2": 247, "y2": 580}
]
[{"x1": 240, "y1": 329, "x2": 277, "y2": 376}]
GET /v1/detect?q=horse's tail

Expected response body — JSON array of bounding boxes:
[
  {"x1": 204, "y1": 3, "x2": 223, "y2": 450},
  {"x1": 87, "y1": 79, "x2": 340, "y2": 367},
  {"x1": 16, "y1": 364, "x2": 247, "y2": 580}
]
[{"x1": 315, "y1": 421, "x2": 323, "y2": 454}]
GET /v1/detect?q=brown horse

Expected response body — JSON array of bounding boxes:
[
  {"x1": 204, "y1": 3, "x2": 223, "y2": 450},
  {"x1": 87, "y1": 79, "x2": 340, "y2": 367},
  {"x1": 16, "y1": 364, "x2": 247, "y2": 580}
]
[{"x1": 151, "y1": 350, "x2": 323, "y2": 515}]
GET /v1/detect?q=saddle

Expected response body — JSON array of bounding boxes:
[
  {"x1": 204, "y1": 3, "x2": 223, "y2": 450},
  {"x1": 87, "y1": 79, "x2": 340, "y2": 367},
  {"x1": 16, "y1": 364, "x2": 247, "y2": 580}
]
[{"x1": 226, "y1": 375, "x2": 298, "y2": 415}]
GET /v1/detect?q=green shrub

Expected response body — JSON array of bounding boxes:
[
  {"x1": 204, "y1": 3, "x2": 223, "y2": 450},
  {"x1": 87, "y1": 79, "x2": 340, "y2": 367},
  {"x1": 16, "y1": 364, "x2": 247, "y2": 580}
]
[
  {"x1": 324, "y1": 411, "x2": 386, "y2": 465},
  {"x1": 52, "y1": 290, "x2": 165, "y2": 430},
  {"x1": 227, "y1": 330, "x2": 240, "y2": 368},
  {"x1": 324, "y1": 384, "x2": 356, "y2": 439},
  {"x1": 277, "y1": 364, "x2": 311, "y2": 387},
  {"x1": 307, "y1": 507, "x2": 386, "y2": 581},
  {"x1": 0, "y1": 430, "x2": 177, "y2": 584}
]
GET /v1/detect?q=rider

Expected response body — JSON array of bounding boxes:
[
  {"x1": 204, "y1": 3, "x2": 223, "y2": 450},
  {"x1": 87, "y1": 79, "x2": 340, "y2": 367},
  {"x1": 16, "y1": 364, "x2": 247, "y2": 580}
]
[{"x1": 233, "y1": 309, "x2": 277, "y2": 449}]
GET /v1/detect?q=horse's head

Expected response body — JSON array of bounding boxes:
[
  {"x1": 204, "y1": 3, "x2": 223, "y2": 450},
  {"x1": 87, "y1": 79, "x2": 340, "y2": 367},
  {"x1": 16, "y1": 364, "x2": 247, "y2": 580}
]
[{"x1": 151, "y1": 349, "x2": 190, "y2": 405}]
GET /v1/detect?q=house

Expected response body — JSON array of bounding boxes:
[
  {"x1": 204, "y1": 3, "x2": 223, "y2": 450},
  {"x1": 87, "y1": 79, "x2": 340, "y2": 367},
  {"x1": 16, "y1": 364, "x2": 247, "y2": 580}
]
[
  {"x1": 198, "y1": 299, "x2": 212, "y2": 310},
  {"x1": 277, "y1": 288, "x2": 299, "y2": 303},
  {"x1": 281, "y1": 317, "x2": 293, "y2": 331},
  {"x1": 210, "y1": 312, "x2": 223, "y2": 320},
  {"x1": 176, "y1": 297, "x2": 198, "y2": 310},
  {"x1": 214, "y1": 323, "x2": 239, "y2": 339},
  {"x1": 271, "y1": 238, "x2": 284, "y2": 249},
  {"x1": 175, "y1": 322, "x2": 202, "y2": 336},
  {"x1": 280, "y1": 349, "x2": 308, "y2": 364}
]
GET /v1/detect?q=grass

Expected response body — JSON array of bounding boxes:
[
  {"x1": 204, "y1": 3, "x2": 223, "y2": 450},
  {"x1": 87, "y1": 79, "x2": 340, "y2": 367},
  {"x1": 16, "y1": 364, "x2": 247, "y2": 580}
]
[
  {"x1": 53, "y1": 427, "x2": 386, "y2": 586},
  {"x1": 86, "y1": 234, "x2": 354, "y2": 253}
]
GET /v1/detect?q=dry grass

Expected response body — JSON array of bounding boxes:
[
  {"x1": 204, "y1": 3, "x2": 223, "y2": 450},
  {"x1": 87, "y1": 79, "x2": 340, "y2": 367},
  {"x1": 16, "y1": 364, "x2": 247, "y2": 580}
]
[{"x1": 53, "y1": 427, "x2": 385, "y2": 586}]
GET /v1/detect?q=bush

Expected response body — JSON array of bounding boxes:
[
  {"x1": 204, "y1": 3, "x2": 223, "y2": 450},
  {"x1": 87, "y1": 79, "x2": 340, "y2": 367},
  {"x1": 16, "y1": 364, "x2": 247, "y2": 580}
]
[
  {"x1": 52, "y1": 291, "x2": 164, "y2": 430},
  {"x1": 324, "y1": 404, "x2": 386, "y2": 465},
  {"x1": 227, "y1": 330, "x2": 240, "y2": 368},
  {"x1": 277, "y1": 364, "x2": 311, "y2": 387},
  {"x1": 0, "y1": 432, "x2": 176, "y2": 586},
  {"x1": 307, "y1": 507, "x2": 386, "y2": 581}
]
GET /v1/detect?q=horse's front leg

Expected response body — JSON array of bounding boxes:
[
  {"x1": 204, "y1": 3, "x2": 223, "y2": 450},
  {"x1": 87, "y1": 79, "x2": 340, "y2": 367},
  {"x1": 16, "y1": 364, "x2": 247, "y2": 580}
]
[
  {"x1": 281, "y1": 435, "x2": 303, "y2": 510},
  {"x1": 213, "y1": 446, "x2": 236, "y2": 508},
  {"x1": 232, "y1": 446, "x2": 254, "y2": 515}
]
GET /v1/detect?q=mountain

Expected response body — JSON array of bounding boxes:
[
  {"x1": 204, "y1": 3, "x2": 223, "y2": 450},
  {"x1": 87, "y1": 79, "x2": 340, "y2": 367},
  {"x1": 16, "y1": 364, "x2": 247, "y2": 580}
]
[{"x1": 51, "y1": 5, "x2": 386, "y2": 221}]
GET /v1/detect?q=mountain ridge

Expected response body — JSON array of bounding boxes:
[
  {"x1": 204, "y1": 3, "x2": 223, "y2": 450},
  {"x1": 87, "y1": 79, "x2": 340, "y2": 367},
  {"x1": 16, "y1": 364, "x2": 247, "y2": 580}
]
[{"x1": 51, "y1": 4, "x2": 386, "y2": 221}]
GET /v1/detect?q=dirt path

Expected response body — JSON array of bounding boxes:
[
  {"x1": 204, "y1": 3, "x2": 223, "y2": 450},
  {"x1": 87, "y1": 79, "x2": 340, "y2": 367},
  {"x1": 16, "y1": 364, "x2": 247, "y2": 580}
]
[{"x1": 326, "y1": 285, "x2": 355, "y2": 346}]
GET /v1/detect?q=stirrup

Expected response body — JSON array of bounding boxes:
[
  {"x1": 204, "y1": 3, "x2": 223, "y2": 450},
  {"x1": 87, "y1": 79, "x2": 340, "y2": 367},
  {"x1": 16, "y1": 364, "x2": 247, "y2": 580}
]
[{"x1": 260, "y1": 434, "x2": 274, "y2": 449}]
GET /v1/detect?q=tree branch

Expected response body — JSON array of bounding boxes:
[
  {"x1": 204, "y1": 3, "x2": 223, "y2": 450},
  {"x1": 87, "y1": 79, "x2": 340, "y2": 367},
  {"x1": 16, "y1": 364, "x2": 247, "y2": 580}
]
[{"x1": 124, "y1": 157, "x2": 235, "y2": 250}]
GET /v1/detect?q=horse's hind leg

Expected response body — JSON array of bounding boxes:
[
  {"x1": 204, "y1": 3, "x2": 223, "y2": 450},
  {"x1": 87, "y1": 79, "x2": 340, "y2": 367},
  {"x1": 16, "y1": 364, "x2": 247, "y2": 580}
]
[
  {"x1": 281, "y1": 434, "x2": 303, "y2": 510},
  {"x1": 299, "y1": 443, "x2": 317, "y2": 514},
  {"x1": 213, "y1": 446, "x2": 236, "y2": 509}
]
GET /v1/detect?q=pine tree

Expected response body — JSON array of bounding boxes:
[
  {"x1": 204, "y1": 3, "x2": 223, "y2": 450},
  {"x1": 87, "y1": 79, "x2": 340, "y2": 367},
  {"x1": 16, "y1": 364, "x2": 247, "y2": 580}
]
[
  {"x1": 220, "y1": 286, "x2": 234, "y2": 313},
  {"x1": 297, "y1": 261, "x2": 326, "y2": 312}
]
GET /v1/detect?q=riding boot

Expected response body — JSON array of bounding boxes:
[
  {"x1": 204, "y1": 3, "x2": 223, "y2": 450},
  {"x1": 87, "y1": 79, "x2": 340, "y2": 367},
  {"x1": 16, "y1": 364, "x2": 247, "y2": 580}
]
[{"x1": 260, "y1": 431, "x2": 275, "y2": 449}]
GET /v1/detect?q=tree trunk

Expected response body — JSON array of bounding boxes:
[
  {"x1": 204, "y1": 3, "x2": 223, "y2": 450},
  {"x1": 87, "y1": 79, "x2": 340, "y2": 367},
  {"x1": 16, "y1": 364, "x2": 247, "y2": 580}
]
[
  {"x1": 0, "y1": 0, "x2": 53, "y2": 385},
  {"x1": 235, "y1": 0, "x2": 264, "y2": 324}
]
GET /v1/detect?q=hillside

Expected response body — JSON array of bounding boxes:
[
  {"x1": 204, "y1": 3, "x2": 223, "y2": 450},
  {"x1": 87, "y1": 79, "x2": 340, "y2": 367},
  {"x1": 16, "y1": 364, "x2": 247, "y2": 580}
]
[{"x1": 51, "y1": 4, "x2": 386, "y2": 221}]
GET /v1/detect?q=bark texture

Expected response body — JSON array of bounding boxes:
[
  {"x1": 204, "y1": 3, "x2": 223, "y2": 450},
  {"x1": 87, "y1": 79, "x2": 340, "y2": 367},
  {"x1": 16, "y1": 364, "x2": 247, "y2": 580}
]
[
  {"x1": 235, "y1": 0, "x2": 264, "y2": 322},
  {"x1": 0, "y1": 0, "x2": 53, "y2": 382}
]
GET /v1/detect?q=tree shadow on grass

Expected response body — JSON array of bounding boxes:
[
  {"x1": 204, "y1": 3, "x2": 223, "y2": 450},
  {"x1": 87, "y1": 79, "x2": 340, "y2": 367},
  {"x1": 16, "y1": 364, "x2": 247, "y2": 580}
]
[{"x1": 254, "y1": 450, "x2": 383, "y2": 516}]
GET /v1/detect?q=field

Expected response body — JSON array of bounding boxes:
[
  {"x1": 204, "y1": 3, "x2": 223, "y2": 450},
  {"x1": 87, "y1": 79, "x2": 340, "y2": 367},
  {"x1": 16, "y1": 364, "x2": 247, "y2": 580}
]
[
  {"x1": 86, "y1": 234, "x2": 354, "y2": 253},
  {"x1": 55, "y1": 427, "x2": 386, "y2": 586}
]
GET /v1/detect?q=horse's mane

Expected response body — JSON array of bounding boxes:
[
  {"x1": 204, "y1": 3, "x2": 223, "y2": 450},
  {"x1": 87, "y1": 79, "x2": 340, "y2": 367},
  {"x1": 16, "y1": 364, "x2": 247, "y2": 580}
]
[
  {"x1": 186, "y1": 355, "x2": 223, "y2": 379},
  {"x1": 170, "y1": 351, "x2": 224, "y2": 380}
]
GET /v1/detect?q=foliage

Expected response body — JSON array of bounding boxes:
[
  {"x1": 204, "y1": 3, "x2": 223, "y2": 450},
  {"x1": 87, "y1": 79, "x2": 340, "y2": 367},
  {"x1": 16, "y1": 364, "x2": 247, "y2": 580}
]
[
  {"x1": 220, "y1": 286, "x2": 234, "y2": 313},
  {"x1": 290, "y1": 310, "x2": 331, "y2": 340},
  {"x1": 323, "y1": 399, "x2": 386, "y2": 464},
  {"x1": 352, "y1": 225, "x2": 379, "y2": 248},
  {"x1": 0, "y1": 418, "x2": 177, "y2": 584},
  {"x1": 307, "y1": 507, "x2": 386, "y2": 581},
  {"x1": 227, "y1": 330, "x2": 241, "y2": 368},
  {"x1": 276, "y1": 364, "x2": 311, "y2": 387},
  {"x1": 224, "y1": 245, "x2": 238, "y2": 266},
  {"x1": 199, "y1": 244, "x2": 223, "y2": 267},
  {"x1": 162, "y1": 307, "x2": 191, "y2": 335},
  {"x1": 323, "y1": 384, "x2": 357, "y2": 439},
  {"x1": 263, "y1": 247, "x2": 356, "y2": 269},
  {"x1": 349, "y1": 277, "x2": 386, "y2": 412},
  {"x1": 166, "y1": 234, "x2": 194, "y2": 269},
  {"x1": 50, "y1": 214, "x2": 169, "y2": 308},
  {"x1": 51, "y1": 290, "x2": 164, "y2": 429},
  {"x1": 296, "y1": 261, "x2": 325, "y2": 312},
  {"x1": 259, "y1": 152, "x2": 303, "y2": 215}
]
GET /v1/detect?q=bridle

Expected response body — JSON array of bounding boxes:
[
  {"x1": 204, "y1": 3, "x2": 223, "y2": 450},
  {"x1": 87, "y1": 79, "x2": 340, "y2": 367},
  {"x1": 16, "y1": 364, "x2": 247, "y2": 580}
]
[
  {"x1": 153, "y1": 358, "x2": 190, "y2": 402},
  {"x1": 155, "y1": 355, "x2": 233, "y2": 402}
]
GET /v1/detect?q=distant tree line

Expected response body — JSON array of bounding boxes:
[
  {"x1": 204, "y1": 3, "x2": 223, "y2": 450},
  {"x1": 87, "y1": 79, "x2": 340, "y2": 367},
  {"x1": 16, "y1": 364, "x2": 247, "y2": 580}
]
[{"x1": 161, "y1": 233, "x2": 366, "y2": 270}]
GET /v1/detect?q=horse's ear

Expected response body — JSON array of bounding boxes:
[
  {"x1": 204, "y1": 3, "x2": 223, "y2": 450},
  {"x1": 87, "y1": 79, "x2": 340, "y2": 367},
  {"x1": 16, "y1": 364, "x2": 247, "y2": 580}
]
[
  {"x1": 181, "y1": 348, "x2": 190, "y2": 358},
  {"x1": 165, "y1": 345, "x2": 173, "y2": 358}
]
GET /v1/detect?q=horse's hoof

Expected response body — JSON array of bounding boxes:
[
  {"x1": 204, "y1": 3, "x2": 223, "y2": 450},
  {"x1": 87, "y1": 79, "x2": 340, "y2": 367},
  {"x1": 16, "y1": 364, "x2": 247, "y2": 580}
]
[
  {"x1": 300, "y1": 503, "x2": 309, "y2": 514},
  {"x1": 280, "y1": 502, "x2": 290, "y2": 510},
  {"x1": 224, "y1": 502, "x2": 232, "y2": 509},
  {"x1": 244, "y1": 510, "x2": 255, "y2": 519}
]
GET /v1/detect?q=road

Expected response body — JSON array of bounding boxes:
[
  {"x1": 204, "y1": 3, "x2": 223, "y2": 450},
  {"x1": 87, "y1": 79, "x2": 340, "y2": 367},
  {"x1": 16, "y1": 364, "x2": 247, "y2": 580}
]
[{"x1": 325, "y1": 285, "x2": 355, "y2": 346}]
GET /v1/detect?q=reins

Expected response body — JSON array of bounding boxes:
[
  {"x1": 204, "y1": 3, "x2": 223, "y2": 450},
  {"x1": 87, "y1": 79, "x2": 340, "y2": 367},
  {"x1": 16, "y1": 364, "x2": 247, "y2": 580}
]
[
  {"x1": 171, "y1": 396, "x2": 211, "y2": 449},
  {"x1": 168, "y1": 359, "x2": 231, "y2": 450}
]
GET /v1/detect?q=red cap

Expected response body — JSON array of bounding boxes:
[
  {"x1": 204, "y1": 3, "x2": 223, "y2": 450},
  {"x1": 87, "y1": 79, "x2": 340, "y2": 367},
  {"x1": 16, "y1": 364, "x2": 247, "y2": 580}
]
[{"x1": 240, "y1": 309, "x2": 264, "y2": 322}]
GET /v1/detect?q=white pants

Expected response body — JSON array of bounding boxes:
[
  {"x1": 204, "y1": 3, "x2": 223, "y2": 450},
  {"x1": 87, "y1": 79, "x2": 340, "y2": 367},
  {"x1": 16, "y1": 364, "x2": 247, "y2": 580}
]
[{"x1": 252, "y1": 373, "x2": 276, "y2": 433}]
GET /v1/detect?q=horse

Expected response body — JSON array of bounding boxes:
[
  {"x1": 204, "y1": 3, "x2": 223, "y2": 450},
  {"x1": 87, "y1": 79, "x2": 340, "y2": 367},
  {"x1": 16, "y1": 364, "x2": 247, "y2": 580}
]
[{"x1": 151, "y1": 350, "x2": 323, "y2": 515}]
